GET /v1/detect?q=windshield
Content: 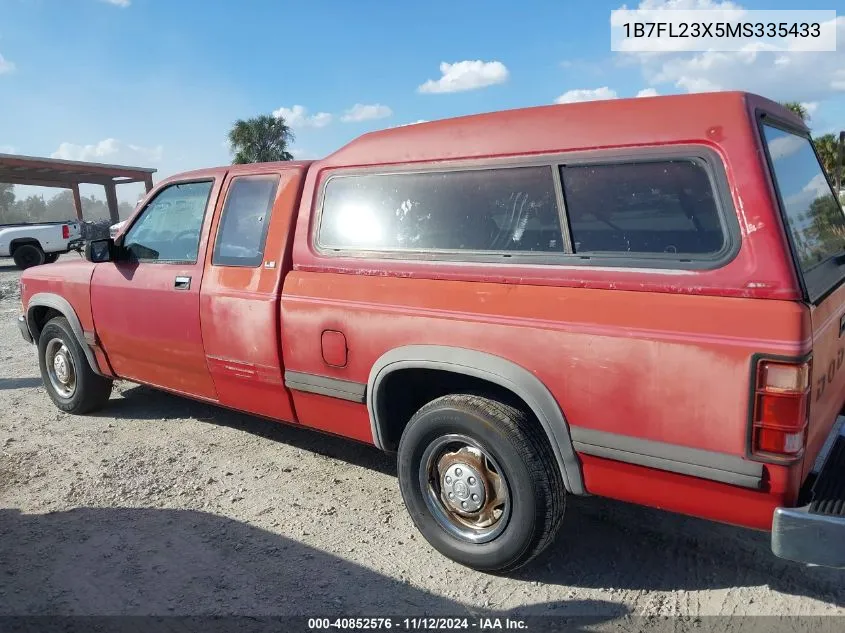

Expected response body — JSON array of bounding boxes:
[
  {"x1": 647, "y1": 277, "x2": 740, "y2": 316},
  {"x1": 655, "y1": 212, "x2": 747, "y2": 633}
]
[{"x1": 763, "y1": 124, "x2": 845, "y2": 302}]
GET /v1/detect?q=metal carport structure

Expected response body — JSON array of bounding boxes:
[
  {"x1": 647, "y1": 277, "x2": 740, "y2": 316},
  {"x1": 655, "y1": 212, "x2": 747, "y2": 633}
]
[{"x1": 0, "y1": 153, "x2": 156, "y2": 223}]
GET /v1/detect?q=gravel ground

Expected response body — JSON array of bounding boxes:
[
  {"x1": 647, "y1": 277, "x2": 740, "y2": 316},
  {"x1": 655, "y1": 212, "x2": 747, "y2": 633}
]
[{"x1": 1, "y1": 255, "x2": 844, "y2": 624}]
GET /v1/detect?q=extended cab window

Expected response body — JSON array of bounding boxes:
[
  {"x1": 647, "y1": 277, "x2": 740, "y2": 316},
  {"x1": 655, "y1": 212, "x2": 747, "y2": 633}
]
[
  {"x1": 561, "y1": 160, "x2": 725, "y2": 258},
  {"x1": 212, "y1": 175, "x2": 280, "y2": 267},
  {"x1": 122, "y1": 181, "x2": 213, "y2": 263},
  {"x1": 318, "y1": 166, "x2": 563, "y2": 253},
  {"x1": 762, "y1": 124, "x2": 845, "y2": 302}
]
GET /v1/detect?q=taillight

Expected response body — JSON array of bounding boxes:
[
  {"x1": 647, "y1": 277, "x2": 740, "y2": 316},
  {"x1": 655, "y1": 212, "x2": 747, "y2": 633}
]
[
  {"x1": 751, "y1": 358, "x2": 811, "y2": 460},
  {"x1": 62, "y1": 224, "x2": 69, "y2": 239}
]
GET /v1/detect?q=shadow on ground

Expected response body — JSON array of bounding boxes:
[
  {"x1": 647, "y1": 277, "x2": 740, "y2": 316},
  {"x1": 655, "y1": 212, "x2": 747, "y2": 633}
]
[
  {"x1": 100, "y1": 384, "x2": 396, "y2": 476},
  {"x1": 23, "y1": 383, "x2": 845, "y2": 610},
  {"x1": 0, "y1": 376, "x2": 42, "y2": 390},
  {"x1": 0, "y1": 506, "x2": 625, "y2": 625}
]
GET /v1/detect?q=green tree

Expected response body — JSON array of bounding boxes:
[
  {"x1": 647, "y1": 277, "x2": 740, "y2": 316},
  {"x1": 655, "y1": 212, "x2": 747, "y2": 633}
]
[
  {"x1": 0, "y1": 183, "x2": 15, "y2": 223},
  {"x1": 45, "y1": 189, "x2": 77, "y2": 220},
  {"x1": 813, "y1": 134, "x2": 843, "y2": 186},
  {"x1": 18, "y1": 195, "x2": 48, "y2": 221},
  {"x1": 227, "y1": 114, "x2": 295, "y2": 164},
  {"x1": 781, "y1": 101, "x2": 810, "y2": 122}
]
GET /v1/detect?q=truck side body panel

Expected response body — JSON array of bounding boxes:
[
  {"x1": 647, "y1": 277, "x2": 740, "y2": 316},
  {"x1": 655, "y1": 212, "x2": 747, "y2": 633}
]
[
  {"x1": 281, "y1": 273, "x2": 809, "y2": 527},
  {"x1": 198, "y1": 164, "x2": 308, "y2": 423}
]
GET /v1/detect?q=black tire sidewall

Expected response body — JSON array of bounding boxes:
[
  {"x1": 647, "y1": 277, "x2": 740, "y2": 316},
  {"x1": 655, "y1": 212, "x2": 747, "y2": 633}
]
[
  {"x1": 398, "y1": 404, "x2": 540, "y2": 572},
  {"x1": 13, "y1": 244, "x2": 45, "y2": 269},
  {"x1": 37, "y1": 319, "x2": 90, "y2": 412}
]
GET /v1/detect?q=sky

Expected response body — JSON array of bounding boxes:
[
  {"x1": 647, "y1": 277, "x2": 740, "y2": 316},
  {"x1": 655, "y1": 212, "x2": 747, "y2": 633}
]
[{"x1": 0, "y1": 0, "x2": 843, "y2": 202}]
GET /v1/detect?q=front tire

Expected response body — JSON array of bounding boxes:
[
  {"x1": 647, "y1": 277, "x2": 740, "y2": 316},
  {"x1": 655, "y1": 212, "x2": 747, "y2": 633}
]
[
  {"x1": 397, "y1": 394, "x2": 565, "y2": 573},
  {"x1": 37, "y1": 317, "x2": 113, "y2": 414},
  {"x1": 13, "y1": 244, "x2": 45, "y2": 269}
]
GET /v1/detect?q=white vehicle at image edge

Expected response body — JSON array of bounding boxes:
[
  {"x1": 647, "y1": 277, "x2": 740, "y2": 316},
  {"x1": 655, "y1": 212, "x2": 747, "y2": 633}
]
[{"x1": 0, "y1": 221, "x2": 83, "y2": 269}]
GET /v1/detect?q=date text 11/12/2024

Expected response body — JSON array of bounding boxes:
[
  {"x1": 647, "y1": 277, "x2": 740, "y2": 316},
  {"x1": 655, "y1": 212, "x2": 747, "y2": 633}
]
[{"x1": 307, "y1": 617, "x2": 528, "y2": 630}]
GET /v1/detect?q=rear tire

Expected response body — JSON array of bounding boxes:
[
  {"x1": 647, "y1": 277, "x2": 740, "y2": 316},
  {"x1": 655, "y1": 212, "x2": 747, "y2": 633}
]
[
  {"x1": 13, "y1": 244, "x2": 46, "y2": 269},
  {"x1": 44, "y1": 252, "x2": 60, "y2": 264},
  {"x1": 37, "y1": 317, "x2": 112, "y2": 414},
  {"x1": 397, "y1": 394, "x2": 565, "y2": 573}
]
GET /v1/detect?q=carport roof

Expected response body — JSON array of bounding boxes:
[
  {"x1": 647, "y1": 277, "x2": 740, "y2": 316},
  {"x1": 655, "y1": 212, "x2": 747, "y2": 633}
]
[{"x1": 0, "y1": 153, "x2": 156, "y2": 188}]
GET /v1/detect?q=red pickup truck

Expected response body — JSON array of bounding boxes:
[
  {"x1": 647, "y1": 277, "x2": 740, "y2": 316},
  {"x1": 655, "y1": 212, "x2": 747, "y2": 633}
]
[{"x1": 17, "y1": 91, "x2": 845, "y2": 573}]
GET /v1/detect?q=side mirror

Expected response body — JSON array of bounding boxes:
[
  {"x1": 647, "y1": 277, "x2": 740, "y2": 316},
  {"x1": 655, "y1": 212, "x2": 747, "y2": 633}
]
[{"x1": 85, "y1": 238, "x2": 114, "y2": 263}]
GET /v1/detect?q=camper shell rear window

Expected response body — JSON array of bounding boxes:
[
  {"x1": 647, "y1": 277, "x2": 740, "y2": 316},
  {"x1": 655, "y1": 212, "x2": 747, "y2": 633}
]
[{"x1": 761, "y1": 122, "x2": 845, "y2": 303}]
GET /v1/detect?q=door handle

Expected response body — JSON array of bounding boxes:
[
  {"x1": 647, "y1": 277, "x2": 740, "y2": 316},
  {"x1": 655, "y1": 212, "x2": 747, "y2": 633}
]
[{"x1": 174, "y1": 276, "x2": 191, "y2": 290}]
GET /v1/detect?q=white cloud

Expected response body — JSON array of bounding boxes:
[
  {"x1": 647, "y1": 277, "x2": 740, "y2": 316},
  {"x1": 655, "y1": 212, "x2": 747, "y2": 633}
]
[
  {"x1": 636, "y1": 88, "x2": 660, "y2": 98},
  {"x1": 272, "y1": 105, "x2": 332, "y2": 128},
  {"x1": 555, "y1": 87, "x2": 618, "y2": 104},
  {"x1": 0, "y1": 145, "x2": 16, "y2": 154},
  {"x1": 51, "y1": 138, "x2": 162, "y2": 165},
  {"x1": 101, "y1": 0, "x2": 131, "y2": 7},
  {"x1": 418, "y1": 60, "x2": 509, "y2": 94},
  {"x1": 341, "y1": 103, "x2": 393, "y2": 123},
  {"x1": 615, "y1": 1, "x2": 845, "y2": 103},
  {"x1": 0, "y1": 54, "x2": 15, "y2": 75},
  {"x1": 801, "y1": 101, "x2": 819, "y2": 118},
  {"x1": 766, "y1": 133, "x2": 805, "y2": 161},
  {"x1": 786, "y1": 172, "x2": 833, "y2": 211}
]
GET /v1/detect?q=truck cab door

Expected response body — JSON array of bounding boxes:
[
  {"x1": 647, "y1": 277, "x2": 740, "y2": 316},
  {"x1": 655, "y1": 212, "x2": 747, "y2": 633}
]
[
  {"x1": 199, "y1": 167, "x2": 306, "y2": 422},
  {"x1": 90, "y1": 178, "x2": 221, "y2": 400}
]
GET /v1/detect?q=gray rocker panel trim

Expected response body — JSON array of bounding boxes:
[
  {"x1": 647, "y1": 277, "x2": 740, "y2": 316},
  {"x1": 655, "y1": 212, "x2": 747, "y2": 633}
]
[
  {"x1": 367, "y1": 345, "x2": 586, "y2": 495},
  {"x1": 571, "y1": 427, "x2": 763, "y2": 489},
  {"x1": 26, "y1": 292, "x2": 106, "y2": 377},
  {"x1": 284, "y1": 370, "x2": 367, "y2": 403}
]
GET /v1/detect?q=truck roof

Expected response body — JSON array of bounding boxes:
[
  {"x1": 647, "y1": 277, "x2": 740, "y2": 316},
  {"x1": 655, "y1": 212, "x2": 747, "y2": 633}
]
[
  {"x1": 166, "y1": 92, "x2": 803, "y2": 182},
  {"x1": 159, "y1": 160, "x2": 314, "y2": 184},
  {"x1": 320, "y1": 91, "x2": 804, "y2": 167}
]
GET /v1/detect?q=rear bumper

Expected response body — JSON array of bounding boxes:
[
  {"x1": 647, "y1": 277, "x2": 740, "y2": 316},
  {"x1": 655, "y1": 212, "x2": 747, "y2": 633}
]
[
  {"x1": 17, "y1": 315, "x2": 33, "y2": 344},
  {"x1": 772, "y1": 506, "x2": 845, "y2": 568},
  {"x1": 771, "y1": 417, "x2": 845, "y2": 568}
]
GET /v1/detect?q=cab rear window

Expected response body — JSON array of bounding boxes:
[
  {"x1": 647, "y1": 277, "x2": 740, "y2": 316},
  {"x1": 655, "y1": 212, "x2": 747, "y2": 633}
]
[{"x1": 763, "y1": 124, "x2": 845, "y2": 302}]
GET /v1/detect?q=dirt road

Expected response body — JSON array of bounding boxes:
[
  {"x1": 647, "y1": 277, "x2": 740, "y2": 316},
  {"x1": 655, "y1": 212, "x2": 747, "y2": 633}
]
[{"x1": 1, "y1": 256, "x2": 844, "y2": 622}]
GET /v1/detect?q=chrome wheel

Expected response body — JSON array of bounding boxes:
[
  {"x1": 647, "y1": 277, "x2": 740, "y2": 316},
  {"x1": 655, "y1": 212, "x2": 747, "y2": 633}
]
[
  {"x1": 44, "y1": 338, "x2": 76, "y2": 399},
  {"x1": 419, "y1": 434, "x2": 511, "y2": 544}
]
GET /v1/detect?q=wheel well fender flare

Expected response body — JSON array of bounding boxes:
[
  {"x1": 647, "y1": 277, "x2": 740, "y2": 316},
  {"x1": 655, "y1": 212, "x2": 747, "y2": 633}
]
[
  {"x1": 10, "y1": 238, "x2": 43, "y2": 252},
  {"x1": 26, "y1": 292, "x2": 103, "y2": 376},
  {"x1": 367, "y1": 345, "x2": 585, "y2": 495}
]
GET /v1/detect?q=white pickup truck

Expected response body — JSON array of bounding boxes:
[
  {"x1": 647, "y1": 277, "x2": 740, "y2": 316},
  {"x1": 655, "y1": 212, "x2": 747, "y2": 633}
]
[{"x1": 0, "y1": 221, "x2": 83, "y2": 269}]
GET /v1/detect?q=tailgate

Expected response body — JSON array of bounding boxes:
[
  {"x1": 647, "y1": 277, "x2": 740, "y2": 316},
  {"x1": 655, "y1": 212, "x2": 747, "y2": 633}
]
[
  {"x1": 67, "y1": 221, "x2": 81, "y2": 239},
  {"x1": 805, "y1": 283, "x2": 845, "y2": 479}
]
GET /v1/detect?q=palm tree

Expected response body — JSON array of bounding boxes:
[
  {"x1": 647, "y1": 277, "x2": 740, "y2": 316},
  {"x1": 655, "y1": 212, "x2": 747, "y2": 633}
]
[
  {"x1": 813, "y1": 134, "x2": 842, "y2": 184},
  {"x1": 781, "y1": 102, "x2": 810, "y2": 122},
  {"x1": 228, "y1": 114, "x2": 295, "y2": 164}
]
